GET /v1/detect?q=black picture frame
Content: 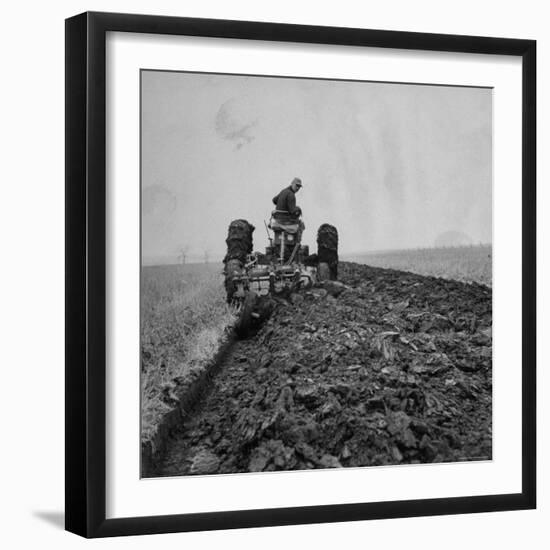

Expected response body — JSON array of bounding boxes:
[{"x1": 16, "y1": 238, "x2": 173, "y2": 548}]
[{"x1": 65, "y1": 11, "x2": 536, "y2": 538}]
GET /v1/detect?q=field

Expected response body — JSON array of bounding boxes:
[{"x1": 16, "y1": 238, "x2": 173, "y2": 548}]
[
  {"x1": 142, "y1": 246, "x2": 492, "y2": 460},
  {"x1": 141, "y1": 263, "x2": 234, "y2": 443},
  {"x1": 157, "y1": 262, "x2": 492, "y2": 476},
  {"x1": 344, "y1": 245, "x2": 492, "y2": 287}
]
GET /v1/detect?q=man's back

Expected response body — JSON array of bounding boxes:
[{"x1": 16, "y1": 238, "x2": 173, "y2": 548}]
[{"x1": 272, "y1": 186, "x2": 298, "y2": 216}]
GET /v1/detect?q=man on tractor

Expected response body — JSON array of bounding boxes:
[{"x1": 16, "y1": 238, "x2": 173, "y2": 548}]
[
  {"x1": 222, "y1": 176, "x2": 338, "y2": 337},
  {"x1": 272, "y1": 177, "x2": 303, "y2": 221},
  {"x1": 269, "y1": 177, "x2": 306, "y2": 262},
  {"x1": 270, "y1": 177, "x2": 305, "y2": 256}
]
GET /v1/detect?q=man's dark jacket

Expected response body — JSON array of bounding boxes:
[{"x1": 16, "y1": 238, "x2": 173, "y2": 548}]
[{"x1": 272, "y1": 186, "x2": 300, "y2": 216}]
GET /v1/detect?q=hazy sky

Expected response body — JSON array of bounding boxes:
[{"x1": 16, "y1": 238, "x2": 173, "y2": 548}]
[{"x1": 141, "y1": 70, "x2": 492, "y2": 264}]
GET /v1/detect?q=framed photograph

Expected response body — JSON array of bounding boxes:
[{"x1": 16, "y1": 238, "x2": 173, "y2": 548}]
[{"x1": 65, "y1": 11, "x2": 536, "y2": 538}]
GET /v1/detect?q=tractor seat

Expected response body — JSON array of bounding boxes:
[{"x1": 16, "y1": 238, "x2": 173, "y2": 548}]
[
  {"x1": 270, "y1": 219, "x2": 300, "y2": 234},
  {"x1": 269, "y1": 210, "x2": 301, "y2": 234}
]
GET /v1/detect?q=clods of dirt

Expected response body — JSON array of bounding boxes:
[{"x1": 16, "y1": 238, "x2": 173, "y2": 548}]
[{"x1": 158, "y1": 262, "x2": 492, "y2": 476}]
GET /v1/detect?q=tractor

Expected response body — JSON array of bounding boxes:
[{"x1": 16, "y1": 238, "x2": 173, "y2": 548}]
[{"x1": 223, "y1": 212, "x2": 338, "y2": 338}]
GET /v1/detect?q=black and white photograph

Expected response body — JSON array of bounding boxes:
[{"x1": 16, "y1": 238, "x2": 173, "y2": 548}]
[
  {"x1": 140, "y1": 69, "x2": 493, "y2": 478},
  {"x1": 1, "y1": 0, "x2": 544, "y2": 544}
]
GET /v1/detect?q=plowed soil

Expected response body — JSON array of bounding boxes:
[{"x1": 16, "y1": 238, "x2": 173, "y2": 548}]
[{"x1": 157, "y1": 262, "x2": 492, "y2": 477}]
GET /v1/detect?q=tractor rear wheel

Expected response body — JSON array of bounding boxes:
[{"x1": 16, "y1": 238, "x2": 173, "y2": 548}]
[
  {"x1": 317, "y1": 262, "x2": 331, "y2": 282},
  {"x1": 317, "y1": 224, "x2": 338, "y2": 280},
  {"x1": 223, "y1": 219, "x2": 255, "y2": 302}
]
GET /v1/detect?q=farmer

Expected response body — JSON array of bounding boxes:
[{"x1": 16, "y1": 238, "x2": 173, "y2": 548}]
[
  {"x1": 270, "y1": 177, "x2": 305, "y2": 248},
  {"x1": 272, "y1": 177, "x2": 303, "y2": 221}
]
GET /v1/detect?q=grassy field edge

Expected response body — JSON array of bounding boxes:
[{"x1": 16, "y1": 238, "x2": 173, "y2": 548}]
[{"x1": 141, "y1": 264, "x2": 235, "y2": 455}]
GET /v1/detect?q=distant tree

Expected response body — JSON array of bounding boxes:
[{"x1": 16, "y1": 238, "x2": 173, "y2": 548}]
[
  {"x1": 203, "y1": 250, "x2": 210, "y2": 264},
  {"x1": 179, "y1": 245, "x2": 189, "y2": 265}
]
